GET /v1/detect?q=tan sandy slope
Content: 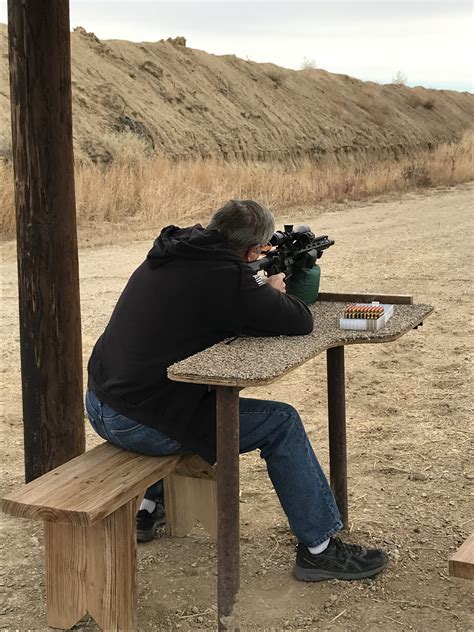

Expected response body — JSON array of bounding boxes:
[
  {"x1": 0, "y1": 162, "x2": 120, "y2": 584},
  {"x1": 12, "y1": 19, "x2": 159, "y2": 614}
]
[{"x1": 1, "y1": 24, "x2": 473, "y2": 164}]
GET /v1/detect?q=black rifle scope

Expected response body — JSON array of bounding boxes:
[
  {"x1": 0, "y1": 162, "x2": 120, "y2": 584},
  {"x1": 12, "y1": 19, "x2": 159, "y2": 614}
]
[{"x1": 269, "y1": 224, "x2": 318, "y2": 247}]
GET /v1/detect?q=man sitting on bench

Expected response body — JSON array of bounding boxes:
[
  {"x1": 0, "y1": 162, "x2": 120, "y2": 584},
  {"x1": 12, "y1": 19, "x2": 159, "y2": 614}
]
[{"x1": 85, "y1": 199, "x2": 388, "y2": 582}]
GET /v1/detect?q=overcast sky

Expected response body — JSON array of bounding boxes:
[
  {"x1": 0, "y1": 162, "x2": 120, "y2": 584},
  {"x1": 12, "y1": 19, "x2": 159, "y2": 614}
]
[{"x1": 1, "y1": 1, "x2": 472, "y2": 91}]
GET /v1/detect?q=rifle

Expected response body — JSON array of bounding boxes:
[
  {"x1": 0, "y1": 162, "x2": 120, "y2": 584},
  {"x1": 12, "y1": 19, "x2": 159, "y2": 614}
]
[{"x1": 248, "y1": 224, "x2": 334, "y2": 279}]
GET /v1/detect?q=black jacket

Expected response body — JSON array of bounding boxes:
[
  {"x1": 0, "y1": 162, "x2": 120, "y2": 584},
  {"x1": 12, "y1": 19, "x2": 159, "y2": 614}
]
[{"x1": 88, "y1": 224, "x2": 313, "y2": 463}]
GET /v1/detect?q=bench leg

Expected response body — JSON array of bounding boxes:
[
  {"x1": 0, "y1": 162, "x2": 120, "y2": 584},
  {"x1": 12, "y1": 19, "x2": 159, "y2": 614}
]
[
  {"x1": 164, "y1": 473, "x2": 217, "y2": 538},
  {"x1": 44, "y1": 520, "x2": 87, "y2": 629},
  {"x1": 44, "y1": 499, "x2": 137, "y2": 631}
]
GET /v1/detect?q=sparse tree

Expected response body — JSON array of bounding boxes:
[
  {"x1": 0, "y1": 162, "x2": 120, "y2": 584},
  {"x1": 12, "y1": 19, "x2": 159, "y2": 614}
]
[
  {"x1": 392, "y1": 70, "x2": 407, "y2": 85},
  {"x1": 301, "y1": 56, "x2": 318, "y2": 70}
]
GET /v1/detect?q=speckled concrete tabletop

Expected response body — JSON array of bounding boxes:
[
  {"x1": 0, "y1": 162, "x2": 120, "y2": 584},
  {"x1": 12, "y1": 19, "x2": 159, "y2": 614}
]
[{"x1": 168, "y1": 301, "x2": 433, "y2": 387}]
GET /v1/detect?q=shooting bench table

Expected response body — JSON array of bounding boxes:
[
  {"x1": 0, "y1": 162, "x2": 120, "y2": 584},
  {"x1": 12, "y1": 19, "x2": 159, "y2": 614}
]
[{"x1": 168, "y1": 292, "x2": 433, "y2": 631}]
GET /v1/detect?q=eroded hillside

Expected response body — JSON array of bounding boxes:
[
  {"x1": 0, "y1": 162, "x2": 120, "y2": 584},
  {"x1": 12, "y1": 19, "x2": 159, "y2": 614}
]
[{"x1": 0, "y1": 24, "x2": 473, "y2": 164}]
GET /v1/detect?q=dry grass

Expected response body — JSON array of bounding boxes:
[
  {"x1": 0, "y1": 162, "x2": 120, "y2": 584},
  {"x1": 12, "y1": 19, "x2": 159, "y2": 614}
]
[{"x1": 0, "y1": 132, "x2": 472, "y2": 239}]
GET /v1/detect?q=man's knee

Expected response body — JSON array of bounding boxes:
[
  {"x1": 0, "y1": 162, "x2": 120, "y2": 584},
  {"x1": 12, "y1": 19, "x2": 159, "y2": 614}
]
[
  {"x1": 259, "y1": 402, "x2": 304, "y2": 455},
  {"x1": 273, "y1": 401, "x2": 300, "y2": 421}
]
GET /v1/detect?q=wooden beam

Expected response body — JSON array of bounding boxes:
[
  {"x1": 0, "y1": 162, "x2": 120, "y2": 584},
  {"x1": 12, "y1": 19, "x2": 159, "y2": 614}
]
[
  {"x1": 449, "y1": 534, "x2": 474, "y2": 580},
  {"x1": 44, "y1": 500, "x2": 137, "y2": 630},
  {"x1": 0, "y1": 443, "x2": 182, "y2": 526},
  {"x1": 8, "y1": 0, "x2": 85, "y2": 481}
]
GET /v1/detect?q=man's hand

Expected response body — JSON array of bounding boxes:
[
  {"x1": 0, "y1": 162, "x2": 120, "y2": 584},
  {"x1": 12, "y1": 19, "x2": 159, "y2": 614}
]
[{"x1": 266, "y1": 272, "x2": 286, "y2": 293}]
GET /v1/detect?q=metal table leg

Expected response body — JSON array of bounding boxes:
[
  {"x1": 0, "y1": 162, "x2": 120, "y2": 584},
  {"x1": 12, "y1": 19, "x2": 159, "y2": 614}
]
[
  {"x1": 216, "y1": 386, "x2": 240, "y2": 631},
  {"x1": 326, "y1": 346, "x2": 348, "y2": 527}
]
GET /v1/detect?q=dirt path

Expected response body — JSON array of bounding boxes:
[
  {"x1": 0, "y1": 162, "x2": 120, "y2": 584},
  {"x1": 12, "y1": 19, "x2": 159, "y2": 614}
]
[{"x1": 1, "y1": 184, "x2": 473, "y2": 630}]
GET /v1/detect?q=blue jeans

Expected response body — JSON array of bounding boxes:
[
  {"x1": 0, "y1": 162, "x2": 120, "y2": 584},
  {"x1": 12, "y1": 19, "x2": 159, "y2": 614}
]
[{"x1": 85, "y1": 389, "x2": 342, "y2": 547}]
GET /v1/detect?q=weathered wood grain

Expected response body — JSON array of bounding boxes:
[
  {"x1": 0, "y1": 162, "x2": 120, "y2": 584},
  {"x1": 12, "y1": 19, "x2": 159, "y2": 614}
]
[
  {"x1": 45, "y1": 499, "x2": 137, "y2": 630},
  {"x1": 1, "y1": 443, "x2": 181, "y2": 525},
  {"x1": 164, "y1": 473, "x2": 217, "y2": 538},
  {"x1": 44, "y1": 521, "x2": 87, "y2": 629},
  {"x1": 449, "y1": 533, "x2": 474, "y2": 580},
  {"x1": 8, "y1": 0, "x2": 84, "y2": 481},
  {"x1": 174, "y1": 454, "x2": 216, "y2": 480}
]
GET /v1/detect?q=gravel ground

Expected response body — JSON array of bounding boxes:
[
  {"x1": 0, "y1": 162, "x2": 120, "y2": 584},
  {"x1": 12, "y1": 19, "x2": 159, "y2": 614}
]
[{"x1": 0, "y1": 184, "x2": 473, "y2": 631}]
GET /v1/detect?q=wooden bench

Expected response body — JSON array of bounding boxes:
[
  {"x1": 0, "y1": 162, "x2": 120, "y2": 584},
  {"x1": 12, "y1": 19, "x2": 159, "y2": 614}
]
[
  {"x1": 449, "y1": 533, "x2": 474, "y2": 580},
  {"x1": 0, "y1": 442, "x2": 217, "y2": 631}
]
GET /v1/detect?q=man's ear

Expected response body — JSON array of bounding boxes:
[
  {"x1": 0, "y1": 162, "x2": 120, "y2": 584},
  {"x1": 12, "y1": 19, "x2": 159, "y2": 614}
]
[{"x1": 244, "y1": 245, "x2": 259, "y2": 262}]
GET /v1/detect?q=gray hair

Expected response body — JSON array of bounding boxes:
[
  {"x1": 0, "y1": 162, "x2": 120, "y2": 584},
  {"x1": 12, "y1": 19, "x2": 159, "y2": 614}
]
[{"x1": 207, "y1": 199, "x2": 275, "y2": 253}]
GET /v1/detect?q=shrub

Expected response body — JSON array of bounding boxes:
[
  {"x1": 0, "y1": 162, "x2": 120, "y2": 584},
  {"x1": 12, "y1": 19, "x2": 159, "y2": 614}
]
[
  {"x1": 301, "y1": 57, "x2": 318, "y2": 70},
  {"x1": 100, "y1": 130, "x2": 152, "y2": 164},
  {"x1": 266, "y1": 70, "x2": 284, "y2": 87},
  {"x1": 392, "y1": 70, "x2": 407, "y2": 85},
  {"x1": 402, "y1": 164, "x2": 432, "y2": 187}
]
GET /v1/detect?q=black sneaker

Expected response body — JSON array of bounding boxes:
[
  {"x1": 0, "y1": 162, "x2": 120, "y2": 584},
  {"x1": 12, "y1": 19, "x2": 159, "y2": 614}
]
[
  {"x1": 293, "y1": 538, "x2": 388, "y2": 581},
  {"x1": 136, "y1": 503, "x2": 166, "y2": 542}
]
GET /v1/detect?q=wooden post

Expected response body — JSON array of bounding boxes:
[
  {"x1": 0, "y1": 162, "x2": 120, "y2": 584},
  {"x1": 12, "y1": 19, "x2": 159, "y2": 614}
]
[
  {"x1": 327, "y1": 346, "x2": 348, "y2": 527},
  {"x1": 216, "y1": 386, "x2": 240, "y2": 631},
  {"x1": 8, "y1": 0, "x2": 85, "y2": 481}
]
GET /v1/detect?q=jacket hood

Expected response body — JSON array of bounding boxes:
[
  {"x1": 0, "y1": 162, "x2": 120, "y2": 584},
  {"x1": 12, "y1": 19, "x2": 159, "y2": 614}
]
[{"x1": 147, "y1": 224, "x2": 241, "y2": 268}]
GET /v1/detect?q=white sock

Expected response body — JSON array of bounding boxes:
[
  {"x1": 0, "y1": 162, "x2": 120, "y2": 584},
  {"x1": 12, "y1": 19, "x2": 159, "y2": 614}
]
[
  {"x1": 139, "y1": 499, "x2": 156, "y2": 513},
  {"x1": 308, "y1": 538, "x2": 331, "y2": 554}
]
